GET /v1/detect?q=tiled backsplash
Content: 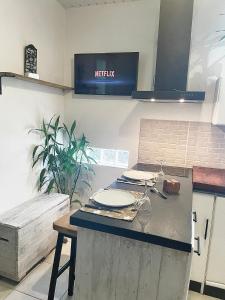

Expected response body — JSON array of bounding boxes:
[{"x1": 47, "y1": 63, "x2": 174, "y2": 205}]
[{"x1": 138, "y1": 119, "x2": 225, "y2": 169}]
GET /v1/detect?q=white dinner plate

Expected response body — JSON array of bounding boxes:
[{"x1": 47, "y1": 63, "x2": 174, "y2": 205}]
[
  {"x1": 91, "y1": 189, "x2": 136, "y2": 208},
  {"x1": 123, "y1": 170, "x2": 156, "y2": 181}
]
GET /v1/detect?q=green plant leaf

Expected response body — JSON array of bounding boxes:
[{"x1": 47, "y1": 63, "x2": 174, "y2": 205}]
[
  {"x1": 40, "y1": 177, "x2": 51, "y2": 188},
  {"x1": 55, "y1": 115, "x2": 60, "y2": 130},
  {"x1": 38, "y1": 176, "x2": 46, "y2": 191},
  {"x1": 32, "y1": 159, "x2": 39, "y2": 168},
  {"x1": 50, "y1": 136, "x2": 63, "y2": 145},
  {"x1": 82, "y1": 163, "x2": 95, "y2": 174},
  {"x1": 39, "y1": 168, "x2": 47, "y2": 191},
  {"x1": 71, "y1": 199, "x2": 82, "y2": 206},
  {"x1": 55, "y1": 146, "x2": 60, "y2": 154},
  {"x1": 46, "y1": 115, "x2": 56, "y2": 132},
  {"x1": 82, "y1": 150, "x2": 97, "y2": 165},
  {"x1": 44, "y1": 134, "x2": 53, "y2": 147},
  {"x1": 87, "y1": 155, "x2": 97, "y2": 164},
  {"x1": 63, "y1": 123, "x2": 71, "y2": 138},
  {"x1": 48, "y1": 144, "x2": 54, "y2": 153},
  {"x1": 32, "y1": 145, "x2": 40, "y2": 159},
  {"x1": 70, "y1": 120, "x2": 76, "y2": 135},
  {"x1": 28, "y1": 128, "x2": 44, "y2": 134},
  {"x1": 32, "y1": 150, "x2": 45, "y2": 168},
  {"x1": 71, "y1": 140, "x2": 77, "y2": 149},
  {"x1": 42, "y1": 119, "x2": 47, "y2": 135},
  {"x1": 81, "y1": 180, "x2": 92, "y2": 189},
  {"x1": 30, "y1": 116, "x2": 94, "y2": 201},
  {"x1": 45, "y1": 179, "x2": 55, "y2": 194},
  {"x1": 43, "y1": 151, "x2": 48, "y2": 165},
  {"x1": 40, "y1": 168, "x2": 46, "y2": 182}
]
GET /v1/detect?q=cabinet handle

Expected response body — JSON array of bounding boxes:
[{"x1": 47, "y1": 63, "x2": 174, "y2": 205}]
[
  {"x1": 204, "y1": 219, "x2": 209, "y2": 240},
  {"x1": 193, "y1": 211, "x2": 197, "y2": 222},
  {"x1": 194, "y1": 237, "x2": 201, "y2": 256}
]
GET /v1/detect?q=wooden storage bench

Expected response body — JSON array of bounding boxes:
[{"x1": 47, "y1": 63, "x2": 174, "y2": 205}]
[{"x1": 0, "y1": 193, "x2": 70, "y2": 281}]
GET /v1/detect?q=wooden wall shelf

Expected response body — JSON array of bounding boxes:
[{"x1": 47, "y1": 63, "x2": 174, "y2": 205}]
[{"x1": 0, "y1": 72, "x2": 74, "y2": 94}]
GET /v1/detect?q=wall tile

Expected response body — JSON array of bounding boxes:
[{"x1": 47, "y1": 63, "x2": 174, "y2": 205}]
[{"x1": 138, "y1": 119, "x2": 225, "y2": 169}]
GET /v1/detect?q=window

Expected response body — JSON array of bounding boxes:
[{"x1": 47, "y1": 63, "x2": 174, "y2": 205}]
[{"x1": 88, "y1": 147, "x2": 129, "y2": 168}]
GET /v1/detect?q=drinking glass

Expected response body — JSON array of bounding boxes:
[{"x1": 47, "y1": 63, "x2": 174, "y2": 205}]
[
  {"x1": 136, "y1": 181, "x2": 152, "y2": 231},
  {"x1": 157, "y1": 159, "x2": 165, "y2": 181}
]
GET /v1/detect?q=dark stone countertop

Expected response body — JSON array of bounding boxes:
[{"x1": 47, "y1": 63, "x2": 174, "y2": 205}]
[{"x1": 70, "y1": 164, "x2": 193, "y2": 253}]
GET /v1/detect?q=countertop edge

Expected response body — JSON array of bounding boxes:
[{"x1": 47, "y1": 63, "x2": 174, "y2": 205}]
[
  {"x1": 70, "y1": 213, "x2": 192, "y2": 253},
  {"x1": 193, "y1": 182, "x2": 225, "y2": 196}
]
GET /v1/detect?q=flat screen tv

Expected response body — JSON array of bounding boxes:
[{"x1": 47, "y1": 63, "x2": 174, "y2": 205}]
[{"x1": 74, "y1": 52, "x2": 139, "y2": 96}]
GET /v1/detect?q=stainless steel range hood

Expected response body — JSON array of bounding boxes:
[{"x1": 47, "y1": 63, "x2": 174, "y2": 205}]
[{"x1": 132, "y1": 0, "x2": 205, "y2": 102}]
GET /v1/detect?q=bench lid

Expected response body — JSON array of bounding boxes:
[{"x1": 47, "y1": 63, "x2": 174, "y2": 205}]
[{"x1": 0, "y1": 193, "x2": 69, "y2": 229}]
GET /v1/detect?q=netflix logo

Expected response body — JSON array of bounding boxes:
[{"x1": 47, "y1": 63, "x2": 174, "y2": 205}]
[{"x1": 94, "y1": 70, "x2": 115, "y2": 78}]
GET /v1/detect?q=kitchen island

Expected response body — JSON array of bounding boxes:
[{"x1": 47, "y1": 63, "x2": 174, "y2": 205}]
[{"x1": 70, "y1": 164, "x2": 194, "y2": 300}]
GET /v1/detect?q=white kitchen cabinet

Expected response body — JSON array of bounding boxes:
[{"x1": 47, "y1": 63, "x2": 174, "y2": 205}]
[
  {"x1": 206, "y1": 196, "x2": 225, "y2": 287},
  {"x1": 190, "y1": 192, "x2": 214, "y2": 288}
]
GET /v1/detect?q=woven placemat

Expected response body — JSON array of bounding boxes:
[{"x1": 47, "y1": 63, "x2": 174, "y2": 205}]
[{"x1": 80, "y1": 190, "x2": 143, "y2": 221}]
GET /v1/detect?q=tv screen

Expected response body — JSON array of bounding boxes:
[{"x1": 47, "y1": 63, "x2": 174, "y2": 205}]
[{"x1": 74, "y1": 52, "x2": 139, "y2": 96}]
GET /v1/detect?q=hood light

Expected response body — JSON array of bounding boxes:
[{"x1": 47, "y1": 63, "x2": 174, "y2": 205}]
[
  {"x1": 151, "y1": 98, "x2": 156, "y2": 102},
  {"x1": 179, "y1": 98, "x2": 185, "y2": 103}
]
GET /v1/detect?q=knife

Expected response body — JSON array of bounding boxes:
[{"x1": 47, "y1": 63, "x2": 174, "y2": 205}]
[
  {"x1": 150, "y1": 187, "x2": 167, "y2": 199},
  {"x1": 117, "y1": 178, "x2": 154, "y2": 187},
  {"x1": 85, "y1": 204, "x2": 122, "y2": 214},
  {"x1": 117, "y1": 178, "x2": 141, "y2": 186}
]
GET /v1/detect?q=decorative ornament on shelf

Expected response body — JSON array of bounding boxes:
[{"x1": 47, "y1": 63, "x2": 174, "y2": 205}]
[{"x1": 24, "y1": 44, "x2": 39, "y2": 79}]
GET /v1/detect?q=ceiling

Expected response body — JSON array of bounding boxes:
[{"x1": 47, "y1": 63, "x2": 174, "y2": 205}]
[{"x1": 58, "y1": 0, "x2": 140, "y2": 9}]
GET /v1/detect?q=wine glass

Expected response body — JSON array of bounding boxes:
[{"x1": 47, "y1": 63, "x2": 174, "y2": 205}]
[
  {"x1": 136, "y1": 180, "x2": 152, "y2": 232},
  {"x1": 157, "y1": 160, "x2": 165, "y2": 181}
]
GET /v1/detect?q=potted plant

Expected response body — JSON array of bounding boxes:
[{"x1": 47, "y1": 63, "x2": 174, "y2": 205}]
[{"x1": 30, "y1": 115, "x2": 95, "y2": 205}]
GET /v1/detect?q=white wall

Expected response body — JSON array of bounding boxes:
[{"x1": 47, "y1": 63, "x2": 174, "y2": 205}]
[
  {"x1": 64, "y1": 0, "x2": 160, "y2": 168},
  {"x1": 0, "y1": 0, "x2": 66, "y2": 84},
  {"x1": 64, "y1": 0, "x2": 225, "y2": 193},
  {"x1": 0, "y1": 0, "x2": 66, "y2": 214}
]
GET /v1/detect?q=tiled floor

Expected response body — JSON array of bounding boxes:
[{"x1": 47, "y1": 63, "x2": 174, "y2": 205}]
[
  {"x1": 0, "y1": 241, "x2": 220, "y2": 300},
  {"x1": 188, "y1": 292, "x2": 220, "y2": 300},
  {"x1": 0, "y1": 241, "x2": 71, "y2": 300}
]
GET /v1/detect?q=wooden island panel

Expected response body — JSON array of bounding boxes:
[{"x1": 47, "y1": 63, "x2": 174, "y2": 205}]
[{"x1": 73, "y1": 228, "x2": 191, "y2": 300}]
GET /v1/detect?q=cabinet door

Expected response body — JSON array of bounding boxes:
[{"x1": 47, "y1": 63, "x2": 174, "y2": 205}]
[
  {"x1": 190, "y1": 192, "x2": 214, "y2": 284},
  {"x1": 206, "y1": 196, "x2": 225, "y2": 285}
]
